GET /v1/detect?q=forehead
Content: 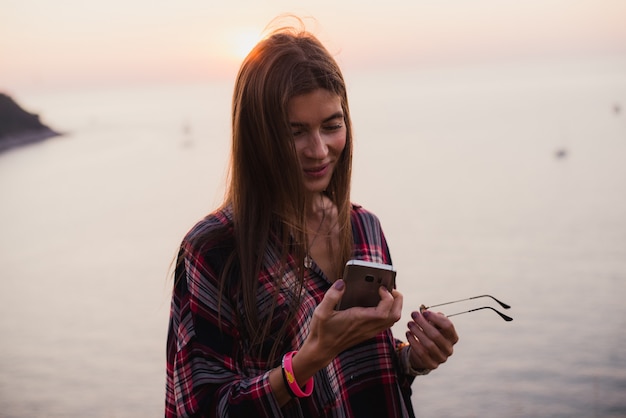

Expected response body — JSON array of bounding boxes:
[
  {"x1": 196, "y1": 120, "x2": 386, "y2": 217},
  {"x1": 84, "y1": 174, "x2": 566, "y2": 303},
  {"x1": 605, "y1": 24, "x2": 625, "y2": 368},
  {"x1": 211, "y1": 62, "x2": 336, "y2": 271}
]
[{"x1": 287, "y1": 89, "x2": 343, "y2": 123}]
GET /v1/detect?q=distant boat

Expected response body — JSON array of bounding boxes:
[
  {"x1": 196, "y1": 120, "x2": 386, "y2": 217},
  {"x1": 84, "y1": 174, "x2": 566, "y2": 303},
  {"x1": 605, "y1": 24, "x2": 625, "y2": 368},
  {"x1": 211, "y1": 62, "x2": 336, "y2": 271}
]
[
  {"x1": 555, "y1": 148, "x2": 568, "y2": 159},
  {"x1": 180, "y1": 120, "x2": 194, "y2": 148}
]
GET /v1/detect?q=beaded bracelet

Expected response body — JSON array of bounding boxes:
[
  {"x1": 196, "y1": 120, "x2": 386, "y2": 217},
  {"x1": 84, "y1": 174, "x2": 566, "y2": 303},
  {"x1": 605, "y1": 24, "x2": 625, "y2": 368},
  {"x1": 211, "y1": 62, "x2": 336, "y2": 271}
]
[{"x1": 281, "y1": 351, "x2": 314, "y2": 398}]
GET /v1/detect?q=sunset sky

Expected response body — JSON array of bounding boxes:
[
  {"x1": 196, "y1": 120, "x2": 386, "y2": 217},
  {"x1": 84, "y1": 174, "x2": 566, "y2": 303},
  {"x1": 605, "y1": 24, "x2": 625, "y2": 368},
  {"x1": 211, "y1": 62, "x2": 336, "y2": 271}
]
[{"x1": 2, "y1": 0, "x2": 626, "y2": 91}]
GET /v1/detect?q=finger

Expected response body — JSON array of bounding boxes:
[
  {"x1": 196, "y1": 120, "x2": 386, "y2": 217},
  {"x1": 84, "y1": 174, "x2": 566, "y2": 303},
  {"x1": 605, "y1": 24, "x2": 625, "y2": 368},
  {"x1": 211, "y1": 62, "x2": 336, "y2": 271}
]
[
  {"x1": 375, "y1": 285, "x2": 394, "y2": 310},
  {"x1": 353, "y1": 286, "x2": 392, "y2": 318},
  {"x1": 406, "y1": 318, "x2": 448, "y2": 364},
  {"x1": 316, "y1": 279, "x2": 346, "y2": 319},
  {"x1": 374, "y1": 287, "x2": 402, "y2": 323},
  {"x1": 421, "y1": 310, "x2": 459, "y2": 345},
  {"x1": 410, "y1": 311, "x2": 454, "y2": 358},
  {"x1": 389, "y1": 289, "x2": 403, "y2": 322},
  {"x1": 405, "y1": 331, "x2": 439, "y2": 370}
]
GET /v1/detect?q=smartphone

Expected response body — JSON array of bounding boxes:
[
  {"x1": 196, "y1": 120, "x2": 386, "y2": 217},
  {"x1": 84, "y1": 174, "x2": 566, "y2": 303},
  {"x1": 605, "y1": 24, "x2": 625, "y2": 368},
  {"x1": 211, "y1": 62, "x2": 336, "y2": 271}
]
[{"x1": 336, "y1": 260, "x2": 396, "y2": 310}]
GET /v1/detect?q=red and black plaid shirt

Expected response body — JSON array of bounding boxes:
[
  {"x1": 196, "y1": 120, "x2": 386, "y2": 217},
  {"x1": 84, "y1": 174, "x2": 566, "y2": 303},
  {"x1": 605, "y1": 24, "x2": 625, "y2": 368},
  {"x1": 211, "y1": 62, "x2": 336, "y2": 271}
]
[{"x1": 165, "y1": 204, "x2": 416, "y2": 417}]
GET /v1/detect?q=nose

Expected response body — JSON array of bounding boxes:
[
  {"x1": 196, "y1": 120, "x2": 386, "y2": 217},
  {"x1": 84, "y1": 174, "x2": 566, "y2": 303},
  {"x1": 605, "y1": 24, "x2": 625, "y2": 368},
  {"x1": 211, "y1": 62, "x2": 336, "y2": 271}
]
[{"x1": 306, "y1": 130, "x2": 328, "y2": 159}]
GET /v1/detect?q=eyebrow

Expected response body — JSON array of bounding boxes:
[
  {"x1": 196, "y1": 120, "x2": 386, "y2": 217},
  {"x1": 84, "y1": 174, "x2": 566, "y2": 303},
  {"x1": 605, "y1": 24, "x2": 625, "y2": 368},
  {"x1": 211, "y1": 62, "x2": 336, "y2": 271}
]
[{"x1": 289, "y1": 112, "x2": 344, "y2": 128}]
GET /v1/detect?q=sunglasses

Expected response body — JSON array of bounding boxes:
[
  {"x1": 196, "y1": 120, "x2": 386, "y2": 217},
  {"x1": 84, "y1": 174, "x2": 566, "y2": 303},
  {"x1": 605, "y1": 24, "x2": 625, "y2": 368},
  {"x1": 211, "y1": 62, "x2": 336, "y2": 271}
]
[{"x1": 420, "y1": 294, "x2": 513, "y2": 322}]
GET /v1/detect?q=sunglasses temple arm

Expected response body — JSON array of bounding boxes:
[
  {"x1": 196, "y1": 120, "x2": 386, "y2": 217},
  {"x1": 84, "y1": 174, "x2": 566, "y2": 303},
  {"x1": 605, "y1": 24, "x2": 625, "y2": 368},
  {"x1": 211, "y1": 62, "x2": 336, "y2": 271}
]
[
  {"x1": 427, "y1": 295, "x2": 511, "y2": 310},
  {"x1": 426, "y1": 297, "x2": 472, "y2": 309},
  {"x1": 469, "y1": 294, "x2": 511, "y2": 309},
  {"x1": 447, "y1": 306, "x2": 513, "y2": 322}
]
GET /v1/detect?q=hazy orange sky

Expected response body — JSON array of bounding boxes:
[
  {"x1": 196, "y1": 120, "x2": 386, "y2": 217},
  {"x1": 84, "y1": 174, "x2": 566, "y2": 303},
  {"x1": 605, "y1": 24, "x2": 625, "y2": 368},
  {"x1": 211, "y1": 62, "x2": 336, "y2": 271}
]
[{"x1": 2, "y1": 0, "x2": 626, "y2": 91}]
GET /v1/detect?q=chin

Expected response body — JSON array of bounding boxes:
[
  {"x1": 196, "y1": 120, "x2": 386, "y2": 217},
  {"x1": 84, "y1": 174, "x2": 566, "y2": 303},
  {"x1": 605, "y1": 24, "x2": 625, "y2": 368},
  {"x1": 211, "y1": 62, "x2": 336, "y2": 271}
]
[{"x1": 304, "y1": 180, "x2": 331, "y2": 194}]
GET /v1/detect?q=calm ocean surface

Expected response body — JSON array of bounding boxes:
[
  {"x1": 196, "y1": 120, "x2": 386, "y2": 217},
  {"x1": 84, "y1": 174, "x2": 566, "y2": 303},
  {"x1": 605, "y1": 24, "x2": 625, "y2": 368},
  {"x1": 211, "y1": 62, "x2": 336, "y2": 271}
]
[{"x1": 1, "y1": 61, "x2": 625, "y2": 417}]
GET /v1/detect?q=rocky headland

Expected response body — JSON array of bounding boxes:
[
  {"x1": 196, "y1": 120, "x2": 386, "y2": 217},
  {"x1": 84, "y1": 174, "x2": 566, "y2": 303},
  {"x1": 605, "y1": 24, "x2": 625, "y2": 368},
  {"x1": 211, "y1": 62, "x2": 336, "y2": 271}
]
[{"x1": 0, "y1": 93, "x2": 61, "y2": 153}]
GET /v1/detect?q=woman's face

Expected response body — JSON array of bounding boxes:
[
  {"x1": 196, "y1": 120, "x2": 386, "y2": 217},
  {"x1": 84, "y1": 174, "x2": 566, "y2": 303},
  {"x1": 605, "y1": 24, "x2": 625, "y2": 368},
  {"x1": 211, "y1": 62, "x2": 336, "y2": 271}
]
[{"x1": 288, "y1": 89, "x2": 347, "y2": 196}]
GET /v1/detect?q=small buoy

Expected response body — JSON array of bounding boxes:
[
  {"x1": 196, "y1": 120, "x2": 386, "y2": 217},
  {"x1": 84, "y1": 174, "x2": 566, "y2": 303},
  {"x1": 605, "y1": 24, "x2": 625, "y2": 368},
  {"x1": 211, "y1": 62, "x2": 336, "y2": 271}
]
[{"x1": 181, "y1": 120, "x2": 194, "y2": 148}]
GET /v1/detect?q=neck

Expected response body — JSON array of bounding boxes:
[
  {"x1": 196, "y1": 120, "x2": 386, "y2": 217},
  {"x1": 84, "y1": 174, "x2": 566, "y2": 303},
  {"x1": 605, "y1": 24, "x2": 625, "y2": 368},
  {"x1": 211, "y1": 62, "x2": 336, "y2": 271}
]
[{"x1": 306, "y1": 192, "x2": 326, "y2": 220}]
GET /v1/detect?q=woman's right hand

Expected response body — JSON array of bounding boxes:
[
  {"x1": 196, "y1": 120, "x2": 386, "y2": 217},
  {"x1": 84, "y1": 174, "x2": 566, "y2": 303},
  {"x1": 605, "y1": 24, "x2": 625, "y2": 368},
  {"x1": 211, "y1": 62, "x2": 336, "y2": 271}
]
[{"x1": 290, "y1": 279, "x2": 403, "y2": 383}]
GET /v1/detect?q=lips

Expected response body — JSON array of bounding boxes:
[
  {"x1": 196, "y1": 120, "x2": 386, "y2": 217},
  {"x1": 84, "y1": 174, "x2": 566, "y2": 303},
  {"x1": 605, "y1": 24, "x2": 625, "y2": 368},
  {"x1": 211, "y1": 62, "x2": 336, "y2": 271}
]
[{"x1": 303, "y1": 163, "x2": 330, "y2": 178}]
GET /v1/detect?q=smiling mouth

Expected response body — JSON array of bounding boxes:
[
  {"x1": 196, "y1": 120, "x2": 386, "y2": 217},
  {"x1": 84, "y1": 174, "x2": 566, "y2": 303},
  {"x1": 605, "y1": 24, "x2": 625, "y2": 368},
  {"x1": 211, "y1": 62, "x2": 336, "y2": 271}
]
[{"x1": 304, "y1": 164, "x2": 329, "y2": 177}]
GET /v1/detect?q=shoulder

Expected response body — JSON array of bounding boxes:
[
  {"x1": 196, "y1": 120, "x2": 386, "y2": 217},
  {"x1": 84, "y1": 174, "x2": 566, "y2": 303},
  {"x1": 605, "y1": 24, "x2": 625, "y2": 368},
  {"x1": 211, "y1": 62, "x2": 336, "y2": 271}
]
[
  {"x1": 350, "y1": 202, "x2": 383, "y2": 230},
  {"x1": 350, "y1": 202, "x2": 391, "y2": 263},
  {"x1": 184, "y1": 206, "x2": 233, "y2": 243},
  {"x1": 180, "y1": 205, "x2": 235, "y2": 266}
]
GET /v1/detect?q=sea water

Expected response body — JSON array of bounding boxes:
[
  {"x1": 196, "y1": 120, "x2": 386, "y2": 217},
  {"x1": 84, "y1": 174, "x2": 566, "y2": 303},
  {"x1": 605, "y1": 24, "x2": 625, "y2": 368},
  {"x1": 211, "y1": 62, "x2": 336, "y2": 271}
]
[{"x1": 1, "y1": 61, "x2": 625, "y2": 417}]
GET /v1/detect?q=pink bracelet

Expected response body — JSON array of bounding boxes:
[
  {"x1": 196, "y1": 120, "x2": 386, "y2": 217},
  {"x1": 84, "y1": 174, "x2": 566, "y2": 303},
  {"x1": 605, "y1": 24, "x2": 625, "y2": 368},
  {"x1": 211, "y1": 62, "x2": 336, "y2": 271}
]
[{"x1": 281, "y1": 351, "x2": 314, "y2": 398}]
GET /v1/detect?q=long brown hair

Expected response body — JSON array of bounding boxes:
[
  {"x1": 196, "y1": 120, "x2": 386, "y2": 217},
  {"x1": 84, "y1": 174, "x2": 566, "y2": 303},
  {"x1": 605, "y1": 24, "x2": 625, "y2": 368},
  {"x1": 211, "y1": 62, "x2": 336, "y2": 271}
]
[{"x1": 200, "y1": 22, "x2": 353, "y2": 362}]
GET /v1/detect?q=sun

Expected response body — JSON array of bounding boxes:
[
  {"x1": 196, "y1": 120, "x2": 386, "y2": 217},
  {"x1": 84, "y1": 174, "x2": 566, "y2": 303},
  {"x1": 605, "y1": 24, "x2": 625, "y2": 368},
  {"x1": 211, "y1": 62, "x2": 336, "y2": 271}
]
[{"x1": 231, "y1": 28, "x2": 263, "y2": 60}]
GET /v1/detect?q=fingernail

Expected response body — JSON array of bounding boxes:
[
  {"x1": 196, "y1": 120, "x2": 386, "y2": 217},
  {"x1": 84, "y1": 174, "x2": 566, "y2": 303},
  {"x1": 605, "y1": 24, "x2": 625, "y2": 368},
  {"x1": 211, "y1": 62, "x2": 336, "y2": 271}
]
[
  {"x1": 411, "y1": 311, "x2": 419, "y2": 321},
  {"x1": 333, "y1": 279, "x2": 345, "y2": 290},
  {"x1": 422, "y1": 310, "x2": 429, "y2": 319}
]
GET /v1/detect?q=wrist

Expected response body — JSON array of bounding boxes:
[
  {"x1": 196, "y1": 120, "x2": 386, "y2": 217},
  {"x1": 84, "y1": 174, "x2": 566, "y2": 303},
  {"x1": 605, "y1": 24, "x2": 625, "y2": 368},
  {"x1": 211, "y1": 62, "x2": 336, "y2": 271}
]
[
  {"x1": 397, "y1": 343, "x2": 431, "y2": 376},
  {"x1": 282, "y1": 351, "x2": 314, "y2": 398},
  {"x1": 295, "y1": 339, "x2": 334, "y2": 376}
]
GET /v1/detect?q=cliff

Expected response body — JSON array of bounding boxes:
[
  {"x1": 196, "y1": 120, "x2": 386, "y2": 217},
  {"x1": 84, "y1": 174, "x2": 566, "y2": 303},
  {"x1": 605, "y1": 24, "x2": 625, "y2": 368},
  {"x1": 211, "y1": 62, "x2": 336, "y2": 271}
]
[{"x1": 0, "y1": 93, "x2": 61, "y2": 153}]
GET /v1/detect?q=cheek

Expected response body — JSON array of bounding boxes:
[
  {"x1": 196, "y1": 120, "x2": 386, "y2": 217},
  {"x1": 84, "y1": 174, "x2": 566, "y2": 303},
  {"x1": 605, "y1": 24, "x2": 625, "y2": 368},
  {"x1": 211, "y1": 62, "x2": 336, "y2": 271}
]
[
  {"x1": 294, "y1": 141, "x2": 308, "y2": 163},
  {"x1": 331, "y1": 133, "x2": 347, "y2": 155}
]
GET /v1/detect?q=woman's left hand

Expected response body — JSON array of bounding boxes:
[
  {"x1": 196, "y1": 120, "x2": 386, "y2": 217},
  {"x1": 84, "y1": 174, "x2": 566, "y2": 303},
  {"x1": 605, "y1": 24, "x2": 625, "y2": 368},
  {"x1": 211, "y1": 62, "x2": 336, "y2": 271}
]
[{"x1": 405, "y1": 309, "x2": 459, "y2": 371}]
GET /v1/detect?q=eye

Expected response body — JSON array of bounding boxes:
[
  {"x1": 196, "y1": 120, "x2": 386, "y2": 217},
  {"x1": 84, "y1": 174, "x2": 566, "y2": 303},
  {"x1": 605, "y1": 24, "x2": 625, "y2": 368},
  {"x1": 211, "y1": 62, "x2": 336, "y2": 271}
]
[
  {"x1": 290, "y1": 123, "x2": 306, "y2": 138},
  {"x1": 324, "y1": 123, "x2": 343, "y2": 132}
]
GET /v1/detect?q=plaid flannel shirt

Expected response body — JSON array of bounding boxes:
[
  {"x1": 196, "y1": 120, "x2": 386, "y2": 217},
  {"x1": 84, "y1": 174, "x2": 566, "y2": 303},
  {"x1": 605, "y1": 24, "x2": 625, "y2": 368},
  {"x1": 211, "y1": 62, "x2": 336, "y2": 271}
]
[{"x1": 165, "y1": 204, "x2": 416, "y2": 417}]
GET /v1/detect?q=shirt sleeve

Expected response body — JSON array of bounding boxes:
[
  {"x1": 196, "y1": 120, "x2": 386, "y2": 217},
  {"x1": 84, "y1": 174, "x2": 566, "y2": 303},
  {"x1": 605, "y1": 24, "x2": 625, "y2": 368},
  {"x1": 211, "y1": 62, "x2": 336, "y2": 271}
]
[{"x1": 165, "y1": 243, "x2": 285, "y2": 418}]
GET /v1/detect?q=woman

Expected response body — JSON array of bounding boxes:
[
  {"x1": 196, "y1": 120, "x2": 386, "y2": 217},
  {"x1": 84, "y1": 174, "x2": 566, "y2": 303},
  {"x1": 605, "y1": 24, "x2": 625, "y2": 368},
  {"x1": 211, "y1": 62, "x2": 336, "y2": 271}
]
[{"x1": 165, "y1": 22, "x2": 458, "y2": 418}]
